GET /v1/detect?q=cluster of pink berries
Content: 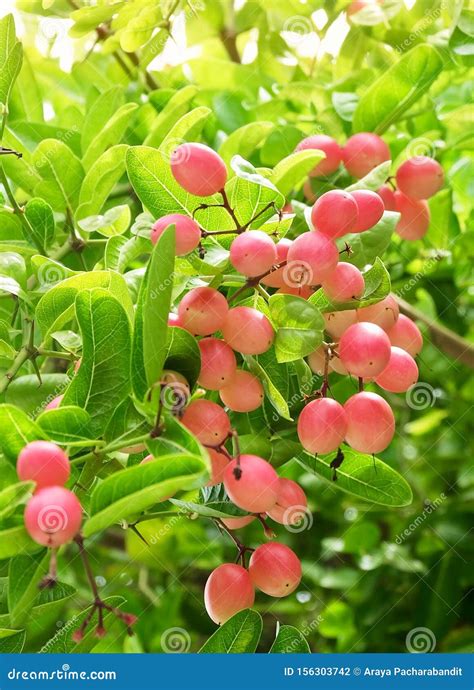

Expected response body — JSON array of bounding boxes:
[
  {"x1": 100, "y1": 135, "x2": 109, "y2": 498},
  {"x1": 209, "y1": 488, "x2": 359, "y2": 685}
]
[
  {"x1": 17, "y1": 440, "x2": 82, "y2": 547},
  {"x1": 300, "y1": 132, "x2": 443, "y2": 241}
]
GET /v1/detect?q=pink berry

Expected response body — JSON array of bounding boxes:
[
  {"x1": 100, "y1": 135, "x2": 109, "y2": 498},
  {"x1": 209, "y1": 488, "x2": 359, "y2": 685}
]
[
  {"x1": 151, "y1": 213, "x2": 201, "y2": 256},
  {"x1": 296, "y1": 134, "x2": 342, "y2": 177},
  {"x1": 168, "y1": 312, "x2": 183, "y2": 327},
  {"x1": 181, "y1": 399, "x2": 230, "y2": 446},
  {"x1": 307, "y1": 346, "x2": 327, "y2": 376},
  {"x1": 198, "y1": 338, "x2": 237, "y2": 390},
  {"x1": 394, "y1": 191, "x2": 430, "y2": 241},
  {"x1": 342, "y1": 133, "x2": 390, "y2": 179},
  {"x1": 17, "y1": 441, "x2": 70, "y2": 491},
  {"x1": 330, "y1": 355, "x2": 348, "y2": 375},
  {"x1": 249, "y1": 542, "x2": 302, "y2": 597},
  {"x1": 267, "y1": 478, "x2": 308, "y2": 526},
  {"x1": 351, "y1": 190, "x2": 384, "y2": 232},
  {"x1": 229, "y1": 231, "x2": 277, "y2": 277},
  {"x1": 178, "y1": 287, "x2": 228, "y2": 336},
  {"x1": 261, "y1": 238, "x2": 292, "y2": 288},
  {"x1": 323, "y1": 310, "x2": 357, "y2": 339},
  {"x1": 298, "y1": 398, "x2": 348, "y2": 454},
  {"x1": 223, "y1": 454, "x2": 279, "y2": 513},
  {"x1": 219, "y1": 370, "x2": 264, "y2": 412},
  {"x1": 357, "y1": 294, "x2": 399, "y2": 331},
  {"x1": 204, "y1": 563, "x2": 255, "y2": 624},
  {"x1": 74, "y1": 358, "x2": 81, "y2": 374},
  {"x1": 322, "y1": 262, "x2": 365, "y2": 302},
  {"x1": 311, "y1": 190, "x2": 359, "y2": 238},
  {"x1": 377, "y1": 185, "x2": 397, "y2": 211},
  {"x1": 276, "y1": 284, "x2": 313, "y2": 299},
  {"x1": 344, "y1": 391, "x2": 395, "y2": 454},
  {"x1": 387, "y1": 314, "x2": 423, "y2": 357},
  {"x1": 286, "y1": 231, "x2": 339, "y2": 285},
  {"x1": 45, "y1": 395, "x2": 64, "y2": 410},
  {"x1": 171, "y1": 143, "x2": 227, "y2": 197},
  {"x1": 207, "y1": 448, "x2": 229, "y2": 486},
  {"x1": 24, "y1": 486, "x2": 82, "y2": 547},
  {"x1": 375, "y1": 346, "x2": 419, "y2": 393},
  {"x1": 220, "y1": 516, "x2": 255, "y2": 530},
  {"x1": 396, "y1": 156, "x2": 443, "y2": 200},
  {"x1": 222, "y1": 307, "x2": 274, "y2": 355},
  {"x1": 338, "y1": 322, "x2": 391, "y2": 377}
]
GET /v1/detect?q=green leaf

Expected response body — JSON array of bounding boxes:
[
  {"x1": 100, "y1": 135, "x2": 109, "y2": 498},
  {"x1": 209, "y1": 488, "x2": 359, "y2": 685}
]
[
  {"x1": 308, "y1": 258, "x2": 391, "y2": 312},
  {"x1": 36, "y1": 406, "x2": 94, "y2": 445},
  {"x1": 163, "y1": 326, "x2": 201, "y2": 389},
  {"x1": 32, "y1": 139, "x2": 84, "y2": 212},
  {"x1": 298, "y1": 448, "x2": 413, "y2": 507},
  {"x1": 144, "y1": 85, "x2": 198, "y2": 147},
  {"x1": 82, "y1": 102, "x2": 138, "y2": 171},
  {"x1": 199, "y1": 609, "x2": 262, "y2": 653},
  {"x1": 346, "y1": 161, "x2": 392, "y2": 192},
  {"x1": 219, "y1": 121, "x2": 274, "y2": 165},
  {"x1": 8, "y1": 550, "x2": 49, "y2": 627},
  {"x1": 170, "y1": 498, "x2": 247, "y2": 519},
  {"x1": 160, "y1": 106, "x2": 212, "y2": 154},
  {"x1": 0, "y1": 14, "x2": 23, "y2": 108},
  {"x1": 227, "y1": 156, "x2": 285, "y2": 229},
  {"x1": 83, "y1": 453, "x2": 208, "y2": 536},
  {"x1": 104, "y1": 235, "x2": 150, "y2": 273},
  {"x1": 0, "y1": 524, "x2": 40, "y2": 559},
  {"x1": 76, "y1": 144, "x2": 128, "y2": 221},
  {"x1": 0, "y1": 481, "x2": 34, "y2": 520},
  {"x1": 143, "y1": 225, "x2": 175, "y2": 388},
  {"x1": 342, "y1": 211, "x2": 398, "y2": 269},
  {"x1": 352, "y1": 44, "x2": 443, "y2": 133},
  {"x1": 5, "y1": 373, "x2": 70, "y2": 415},
  {"x1": 269, "y1": 624, "x2": 311, "y2": 653},
  {"x1": 78, "y1": 204, "x2": 131, "y2": 238},
  {"x1": 269, "y1": 294, "x2": 324, "y2": 363},
  {"x1": 0, "y1": 404, "x2": 43, "y2": 464},
  {"x1": 0, "y1": 628, "x2": 25, "y2": 653},
  {"x1": 81, "y1": 87, "x2": 125, "y2": 153},
  {"x1": 36, "y1": 270, "x2": 134, "y2": 339},
  {"x1": 62, "y1": 289, "x2": 131, "y2": 437},
  {"x1": 272, "y1": 149, "x2": 325, "y2": 196},
  {"x1": 24, "y1": 197, "x2": 55, "y2": 252},
  {"x1": 245, "y1": 354, "x2": 291, "y2": 420}
]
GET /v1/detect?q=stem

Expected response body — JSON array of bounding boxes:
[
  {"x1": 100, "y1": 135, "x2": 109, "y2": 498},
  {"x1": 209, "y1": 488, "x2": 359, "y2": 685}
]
[
  {"x1": 395, "y1": 296, "x2": 474, "y2": 369},
  {"x1": 0, "y1": 320, "x2": 37, "y2": 394},
  {"x1": 220, "y1": 28, "x2": 241, "y2": 63},
  {"x1": 37, "y1": 348, "x2": 75, "y2": 361},
  {"x1": 71, "y1": 433, "x2": 150, "y2": 466},
  {"x1": 227, "y1": 261, "x2": 287, "y2": 305},
  {"x1": 0, "y1": 167, "x2": 45, "y2": 254},
  {"x1": 220, "y1": 188, "x2": 241, "y2": 229}
]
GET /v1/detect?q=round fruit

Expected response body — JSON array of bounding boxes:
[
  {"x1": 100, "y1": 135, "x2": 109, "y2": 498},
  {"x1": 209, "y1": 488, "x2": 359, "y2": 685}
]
[
  {"x1": 338, "y1": 322, "x2": 391, "y2": 377},
  {"x1": 223, "y1": 454, "x2": 279, "y2": 513},
  {"x1": 323, "y1": 310, "x2": 357, "y2": 339},
  {"x1": 171, "y1": 143, "x2": 227, "y2": 197},
  {"x1": 307, "y1": 346, "x2": 327, "y2": 376},
  {"x1": 267, "y1": 478, "x2": 308, "y2": 526},
  {"x1": 377, "y1": 185, "x2": 397, "y2": 211},
  {"x1": 322, "y1": 262, "x2": 365, "y2": 302},
  {"x1": 261, "y1": 238, "x2": 292, "y2": 288},
  {"x1": 17, "y1": 441, "x2": 70, "y2": 491},
  {"x1": 394, "y1": 191, "x2": 430, "y2": 240},
  {"x1": 286, "y1": 231, "x2": 339, "y2": 285},
  {"x1": 168, "y1": 312, "x2": 183, "y2": 327},
  {"x1": 387, "y1": 314, "x2": 423, "y2": 357},
  {"x1": 375, "y1": 346, "x2": 419, "y2": 393},
  {"x1": 249, "y1": 542, "x2": 302, "y2": 597},
  {"x1": 342, "y1": 133, "x2": 390, "y2": 179},
  {"x1": 204, "y1": 563, "x2": 255, "y2": 624},
  {"x1": 45, "y1": 395, "x2": 63, "y2": 410},
  {"x1": 151, "y1": 213, "x2": 201, "y2": 256},
  {"x1": 311, "y1": 190, "x2": 359, "y2": 238},
  {"x1": 198, "y1": 338, "x2": 237, "y2": 390},
  {"x1": 229, "y1": 230, "x2": 277, "y2": 277},
  {"x1": 178, "y1": 287, "x2": 228, "y2": 336},
  {"x1": 297, "y1": 398, "x2": 348, "y2": 454},
  {"x1": 296, "y1": 134, "x2": 342, "y2": 176},
  {"x1": 24, "y1": 486, "x2": 82, "y2": 547},
  {"x1": 181, "y1": 399, "x2": 230, "y2": 446},
  {"x1": 219, "y1": 370, "x2": 264, "y2": 412},
  {"x1": 351, "y1": 190, "x2": 384, "y2": 232},
  {"x1": 396, "y1": 156, "x2": 443, "y2": 199},
  {"x1": 220, "y1": 516, "x2": 255, "y2": 529},
  {"x1": 207, "y1": 448, "x2": 229, "y2": 486},
  {"x1": 357, "y1": 294, "x2": 399, "y2": 331},
  {"x1": 222, "y1": 306, "x2": 274, "y2": 355},
  {"x1": 344, "y1": 391, "x2": 395, "y2": 453}
]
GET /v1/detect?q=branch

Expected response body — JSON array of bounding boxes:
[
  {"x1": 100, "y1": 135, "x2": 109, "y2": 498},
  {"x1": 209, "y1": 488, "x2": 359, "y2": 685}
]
[
  {"x1": 395, "y1": 296, "x2": 474, "y2": 369},
  {"x1": 220, "y1": 29, "x2": 241, "y2": 63}
]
